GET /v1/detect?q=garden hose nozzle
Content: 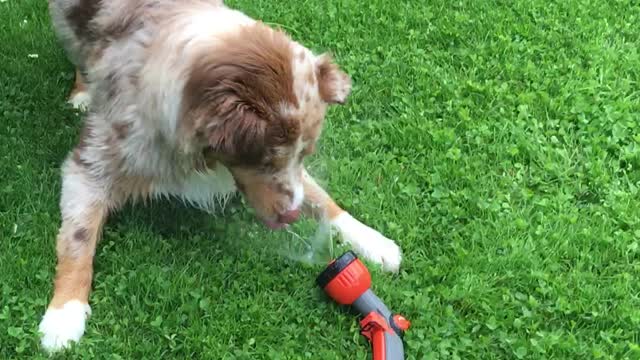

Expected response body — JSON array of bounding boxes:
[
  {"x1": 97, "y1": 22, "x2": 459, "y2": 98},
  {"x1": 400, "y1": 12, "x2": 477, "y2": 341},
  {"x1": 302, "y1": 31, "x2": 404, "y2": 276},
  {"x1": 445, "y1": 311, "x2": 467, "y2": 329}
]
[{"x1": 317, "y1": 251, "x2": 410, "y2": 360}]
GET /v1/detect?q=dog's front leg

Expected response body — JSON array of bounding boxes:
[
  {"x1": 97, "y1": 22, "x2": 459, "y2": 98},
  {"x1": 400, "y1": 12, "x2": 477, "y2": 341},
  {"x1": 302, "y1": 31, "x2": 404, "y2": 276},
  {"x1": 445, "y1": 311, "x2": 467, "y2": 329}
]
[
  {"x1": 39, "y1": 157, "x2": 109, "y2": 352},
  {"x1": 302, "y1": 170, "x2": 402, "y2": 272}
]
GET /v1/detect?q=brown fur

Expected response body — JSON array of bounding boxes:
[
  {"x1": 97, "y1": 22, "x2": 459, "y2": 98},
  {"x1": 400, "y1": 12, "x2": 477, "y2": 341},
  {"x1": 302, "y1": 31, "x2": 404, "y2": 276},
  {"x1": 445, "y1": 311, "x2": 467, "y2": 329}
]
[
  {"x1": 111, "y1": 122, "x2": 130, "y2": 140},
  {"x1": 50, "y1": 256, "x2": 94, "y2": 308},
  {"x1": 182, "y1": 22, "x2": 301, "y2": 166},
  {"x1": 101, "y1": 3, "x2": 145, "y2": 39},
  {"x1": 72, "y1": 228, "x2": 89, "y2": 242},
  {"x1": 306, "y1": 71, "x2": 316, "y2": 86},
  {"x1": 50, "y1": 203, "x2": 107, "y2": 309},
  {"x1": 316, "y1": 54, "x2": 351, "y2": 104},
  {"x1": 66, "y1": 0, "x2": 100, "y2": 39},
  {"x1": 232, "y1": 167, "x2": 299, "y2": 217}
]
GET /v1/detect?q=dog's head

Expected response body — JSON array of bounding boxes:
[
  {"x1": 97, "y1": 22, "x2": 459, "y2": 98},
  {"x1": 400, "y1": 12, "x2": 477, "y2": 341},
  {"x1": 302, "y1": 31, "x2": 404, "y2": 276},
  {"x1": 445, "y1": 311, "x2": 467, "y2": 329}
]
[{"x1": 182, "y1": 22, "x2": 351, "y2": 229}]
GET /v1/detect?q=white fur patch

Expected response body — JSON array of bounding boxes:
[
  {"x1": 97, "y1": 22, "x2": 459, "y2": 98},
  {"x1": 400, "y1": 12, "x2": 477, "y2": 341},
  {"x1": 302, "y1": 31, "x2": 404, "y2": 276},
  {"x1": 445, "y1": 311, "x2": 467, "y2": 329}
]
[
  {"x1": 68, "y1": 91, "x2": 91, "y2": 111},
  {"x1": 290, "y1": 45, "x2": 318, "y2": 104},
  {"x1": 39, "y1": 300, "x2": 91, "y2": 352},
  {"x1": 331, "y1": 213, "x2": 402, "y2": 272},
  {"x1": 154, "y1": 163, "x2": 237, "y2": 213},
  {"x1": 290, "y1": 183, "x2": 304, "y2": 211}
]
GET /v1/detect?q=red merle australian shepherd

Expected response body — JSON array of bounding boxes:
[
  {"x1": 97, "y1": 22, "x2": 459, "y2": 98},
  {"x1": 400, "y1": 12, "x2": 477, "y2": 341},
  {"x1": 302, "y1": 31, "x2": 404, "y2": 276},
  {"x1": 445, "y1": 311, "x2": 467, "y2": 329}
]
[{"x1": 41, "y1": 0, "x2": 402, "y2": 351}]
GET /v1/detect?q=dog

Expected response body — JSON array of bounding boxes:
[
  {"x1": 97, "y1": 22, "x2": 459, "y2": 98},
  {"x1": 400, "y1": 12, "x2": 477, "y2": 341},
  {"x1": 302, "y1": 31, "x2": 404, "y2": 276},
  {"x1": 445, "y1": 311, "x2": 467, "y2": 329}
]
[{"x1": 41, "y1": 0, "x2": 402, "y2": 352}]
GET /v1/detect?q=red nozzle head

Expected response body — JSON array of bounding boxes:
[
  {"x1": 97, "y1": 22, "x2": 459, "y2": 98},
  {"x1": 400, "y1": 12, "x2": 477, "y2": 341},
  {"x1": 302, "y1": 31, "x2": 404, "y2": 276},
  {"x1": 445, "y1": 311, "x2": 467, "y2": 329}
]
[{"x1": 316, "y1": 251, "x2": 371, "y2": 305}]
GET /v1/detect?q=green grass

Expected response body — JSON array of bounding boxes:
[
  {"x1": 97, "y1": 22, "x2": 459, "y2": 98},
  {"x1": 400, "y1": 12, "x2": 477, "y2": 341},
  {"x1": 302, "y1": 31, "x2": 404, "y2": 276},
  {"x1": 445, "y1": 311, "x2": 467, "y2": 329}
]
[{"x1": 2, "y1": 0, "x2": 640, "y2": 358}]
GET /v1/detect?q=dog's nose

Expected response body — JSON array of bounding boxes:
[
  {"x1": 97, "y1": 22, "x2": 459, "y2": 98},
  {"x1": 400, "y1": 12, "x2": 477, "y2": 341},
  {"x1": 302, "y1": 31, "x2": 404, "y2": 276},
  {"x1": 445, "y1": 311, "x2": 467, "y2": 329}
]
[{"x1": 278, "y1": 209, "x2": 301, "y2": 224}]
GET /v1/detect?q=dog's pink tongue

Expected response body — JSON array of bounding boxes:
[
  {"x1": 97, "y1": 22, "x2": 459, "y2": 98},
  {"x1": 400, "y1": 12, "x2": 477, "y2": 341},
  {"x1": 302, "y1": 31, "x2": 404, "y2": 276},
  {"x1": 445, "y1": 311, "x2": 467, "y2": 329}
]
[{"x1": 263, "y1": 219, "x2": 286, "y2": 230}]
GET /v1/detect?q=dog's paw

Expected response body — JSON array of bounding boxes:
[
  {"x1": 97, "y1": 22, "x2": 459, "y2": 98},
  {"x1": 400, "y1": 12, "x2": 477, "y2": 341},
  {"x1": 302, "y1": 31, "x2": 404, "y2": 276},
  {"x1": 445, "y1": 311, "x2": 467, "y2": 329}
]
[
  {"x1": 68, "y1": 91, "x2": 91, "y2": 111},
  {"x1": 331, "y1": 213, "x2": 402, "y2": 272},
  {"x1": 39, "y1": 300, "x2": 91, "y2": 352}
]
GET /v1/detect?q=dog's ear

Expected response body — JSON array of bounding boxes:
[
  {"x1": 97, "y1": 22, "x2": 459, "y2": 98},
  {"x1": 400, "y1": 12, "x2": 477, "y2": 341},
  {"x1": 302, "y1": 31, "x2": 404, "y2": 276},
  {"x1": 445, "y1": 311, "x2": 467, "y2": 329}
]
[
  {"x1": 316, "y1": 53, "x2": 352, "y2": 104},
  {"x1": 183, "y1": 60, "x2": 270, "y2": 165},
  {"x1": 205, "y1": 97, "x2": 267, "y2": 165}
]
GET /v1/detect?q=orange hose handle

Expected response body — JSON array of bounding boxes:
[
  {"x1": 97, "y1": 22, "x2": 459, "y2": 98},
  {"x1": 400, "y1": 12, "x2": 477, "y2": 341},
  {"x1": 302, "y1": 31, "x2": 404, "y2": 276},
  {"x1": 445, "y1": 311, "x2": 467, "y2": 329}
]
[{"x1": 361, "y1": 312, "x2": 391, "y2": 360}]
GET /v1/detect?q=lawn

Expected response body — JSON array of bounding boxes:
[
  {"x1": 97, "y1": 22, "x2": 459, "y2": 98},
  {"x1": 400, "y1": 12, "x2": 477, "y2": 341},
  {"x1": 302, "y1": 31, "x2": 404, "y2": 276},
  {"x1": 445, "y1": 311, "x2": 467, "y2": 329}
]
[{"x1": 1, "y1": 0, "x2": 640, "y2": 358}]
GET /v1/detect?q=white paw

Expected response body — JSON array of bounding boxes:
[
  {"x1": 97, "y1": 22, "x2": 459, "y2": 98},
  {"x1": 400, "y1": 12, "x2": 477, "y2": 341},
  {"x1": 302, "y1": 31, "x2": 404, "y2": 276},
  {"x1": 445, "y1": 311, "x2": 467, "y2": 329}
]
[
  {"x1": 39, "y1": 300, "x2": 91, "y2": 352},
  {"x1": 331, "y1": 213, "x2": 402, "y2": 272},
  {"x1": 68, "y1": 91, "x2": 91, "y2": 111}
]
